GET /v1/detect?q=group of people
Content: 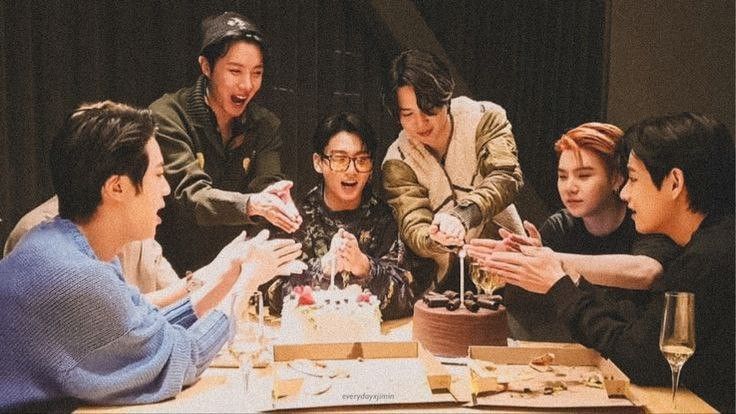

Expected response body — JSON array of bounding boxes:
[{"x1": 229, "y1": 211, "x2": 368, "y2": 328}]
[{"x1": 0, "y1": 11, "x2": 733, "y2": 413}]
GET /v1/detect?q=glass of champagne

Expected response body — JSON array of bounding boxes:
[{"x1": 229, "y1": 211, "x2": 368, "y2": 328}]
[
  {"x1": 229, "y1": 291, "x2": 267, "y2": 391},
  {"x1": 469, "y1": 258, "x2": 486, "y2": 294},
  {"x1": 659, "y1": 291, "x2": 695, "y2": 408}
]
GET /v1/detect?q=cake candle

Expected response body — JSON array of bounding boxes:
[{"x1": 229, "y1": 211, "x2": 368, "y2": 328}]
[{"x1": 458, "y1": 246, "x2": 466, "y2": 296}]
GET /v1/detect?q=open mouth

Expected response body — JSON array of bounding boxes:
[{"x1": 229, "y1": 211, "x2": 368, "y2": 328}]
[
  {"x1": 340, "y1": 180, "x2": 358, "y2": 189},
  {"x1": 417, "y1": 129, "x2": 433, "y2": 138},
  {"x1": 231, "y1": 95, "x2": 248, "y2": 106}
]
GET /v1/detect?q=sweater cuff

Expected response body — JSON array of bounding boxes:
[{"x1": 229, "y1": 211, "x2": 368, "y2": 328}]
[
  {"x1": 547, "y1": 275, "x2": 585, "y2": 319},
  {"x1": 189, "y1": 309, "x2": 230, "y2": 375},
  {"x1": 161, "y1": 298, "x2": 198, "y2": 328},
  {"x1": 450, "y1": 201, "x2": 483, "y2": 230}
]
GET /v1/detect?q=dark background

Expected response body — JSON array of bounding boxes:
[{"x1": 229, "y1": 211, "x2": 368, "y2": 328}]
[{"x1": 1, "y1": 0, "x2": 733, "y2": 253}]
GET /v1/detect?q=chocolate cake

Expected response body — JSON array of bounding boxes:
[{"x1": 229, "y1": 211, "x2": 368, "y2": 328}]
[{"x1": 412, "y1": 292, "x2": 509, "y2": 357}]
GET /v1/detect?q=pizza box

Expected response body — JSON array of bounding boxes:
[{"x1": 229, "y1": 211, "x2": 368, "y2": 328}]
[{"x1": 466, "y1": 346, "x2": 643, "y2": 410}]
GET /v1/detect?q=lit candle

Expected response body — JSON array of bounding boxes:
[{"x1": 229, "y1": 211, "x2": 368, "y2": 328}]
[
  {"x1": 330, "y1": 255, "x2": 336, "y2": 290},
  {"x1": 458, "y1": 246, "x2": 466, "y2": 296}
]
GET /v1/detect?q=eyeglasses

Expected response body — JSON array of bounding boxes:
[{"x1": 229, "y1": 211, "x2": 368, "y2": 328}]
[{"x1": 320, "y1": 153, "x2": 373, "y2": 172}]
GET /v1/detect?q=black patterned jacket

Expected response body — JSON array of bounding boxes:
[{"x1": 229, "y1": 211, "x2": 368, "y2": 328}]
[{"x1": 267, "y1": 185, "x2": 420, "y2": 320}]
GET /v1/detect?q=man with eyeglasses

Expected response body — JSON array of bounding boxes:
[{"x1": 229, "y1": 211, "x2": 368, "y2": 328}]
[{"x1": 267, "y1": 112, "x2": 424, "y2": 320}]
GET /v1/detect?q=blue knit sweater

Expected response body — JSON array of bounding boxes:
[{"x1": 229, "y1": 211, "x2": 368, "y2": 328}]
[{"x1": 0, "y1": 218, "x2": 230, "y2": 409}]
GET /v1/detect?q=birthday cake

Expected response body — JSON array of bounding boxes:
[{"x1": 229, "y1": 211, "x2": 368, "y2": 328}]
[
  {"x1": 279, "y1": 284, "x2": 382, "y2": 344},
  {"x1": 412, "y1": 291, "x2": 509, "y2": 357}
]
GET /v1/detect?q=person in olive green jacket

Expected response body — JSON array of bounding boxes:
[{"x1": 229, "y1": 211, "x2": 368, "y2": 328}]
[
  {"x1": 381, "y1": 49, "x2": 525, "y2": 294},
  {"x1": 149, "y1": 12, "x2": 301, "y2": 273}
]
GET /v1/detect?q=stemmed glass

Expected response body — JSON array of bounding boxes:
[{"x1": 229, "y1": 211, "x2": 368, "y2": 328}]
[
  {"x1": 659, "y1": 291, "x2": 696, "y2": 408},
  {"x1": 469, "y1": 258, "x2": 486, "y2": 294},
  {"x1": 229, "y1": 291, "x2": 268, "y2": 391},
  {"x1": 469, "y1": 257, "x2": 505, "y2": 295}
]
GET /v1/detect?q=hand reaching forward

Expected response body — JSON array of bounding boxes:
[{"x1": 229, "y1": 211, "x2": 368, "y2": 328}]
[
  {"x1": 237, "y1": 230, "x2": 305, "y2": 292},
  {"x1": 429, "y1": 212, "x2": 465, "y2": 247},
  {"x1": 497, "y1": 220, "x2": 543, "y2": 252},
  {"x1": 246, "y1": 180, "x2": 303, "y2": 233},
  {"x1": 477, "y1": 245, "x2": 566, "y2": 294}
]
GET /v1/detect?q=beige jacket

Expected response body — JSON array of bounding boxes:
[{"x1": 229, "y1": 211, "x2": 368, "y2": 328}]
[{"x1": 382, "y1": 97, "x2": 524, "y2": 286}]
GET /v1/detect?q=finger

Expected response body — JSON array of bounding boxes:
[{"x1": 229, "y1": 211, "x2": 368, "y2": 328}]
[
  {"x1": 498, "y1": 227, "x2": 513, "y2": 239},
  {"x1": 508, "y1": 233, "x2": 532, "y2": 245},
  {"x1": 268, "y1": 211, "x2": 301, "y2": 232},
  {"x1": 253, "y1": 229, "x2": 270, "y2": 242},
  {"x1": 469, "y1": 238, "x2": 502, "y2": 248},
  {"x1": 277, "y1": 248, "x2": 303, "y2": 266},
  {"x1": 484, "y1": 251, "x2": 529, "y2": 266},
  {"x1": 501, "y1": 238, "x2": 522, "y2": 252},
  {"x1": 268, "y1": 179, "x2": 293, "y2": 194},
  {"x1": 523, "y1": 220, "x2": 539, "y2": 237},
  {"x1": 466, "y1": 244, "x2": 495, "y2": 256}
]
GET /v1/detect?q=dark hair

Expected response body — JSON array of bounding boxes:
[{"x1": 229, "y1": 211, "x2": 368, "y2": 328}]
[
  {"x1": 382, "y1": 49, "x2": 455, "y2": 119},
  {"x1": 200, "y1": 12, "x2": 267, "y2": 69},
  {"x1": 624, "y1": 112, "x2": 735, "y2": 216},
  {"x1": 50, "y1": 101, "x2": 156, "y2": 222},
  {"x1": 311, "y1": 112, "x2": 377, "y2": 158}
]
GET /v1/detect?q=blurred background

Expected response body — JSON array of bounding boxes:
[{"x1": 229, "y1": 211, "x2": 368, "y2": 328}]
[{"x1": 1, "y1": 0, "x2": 733, "y2": 253}]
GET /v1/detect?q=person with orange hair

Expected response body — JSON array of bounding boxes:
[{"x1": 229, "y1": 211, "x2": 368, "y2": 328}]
[{"x1": 468, "y1": 122, "x2": 679, "y2": 341}]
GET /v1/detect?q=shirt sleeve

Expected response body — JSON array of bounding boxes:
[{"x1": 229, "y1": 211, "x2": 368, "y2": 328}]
[
  {"x1": 152, "y1": 110, "x2": 255, "y2": 227},
  {"x1": 381, "y1": 159, "x2": 447, "y2": 259},
  {"x1": 630, "y1": 233, "x2": 681, "y2": 267},
  {"x1": 55, "y1": 266, "x2": 230, "y2": 405},
  {"x1": 364, "y1": 237, "x2": 416, "y2": 320},
  {"x1": 451, "y1": 109, "x2": 524, "y2": 229},
  {"x1": 548, "y1": 276, "x2": 671, "y2": 386}
]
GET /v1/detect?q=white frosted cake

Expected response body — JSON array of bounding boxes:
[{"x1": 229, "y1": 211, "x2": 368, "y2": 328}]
[{"x1": 279, "y1": 284, "x2": 382, "y2": 344}]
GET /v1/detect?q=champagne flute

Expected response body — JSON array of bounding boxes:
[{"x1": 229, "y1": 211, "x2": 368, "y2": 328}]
[
  {"x1": 229, "y1": 291, "x2": 267, "y2": 391},
  {"x1": 480, "y1": 271, "x2": 505, "y2": 295},
  {"x1": 659, "y1": 291, "x2": 695, "y2": 408},
  {"x1": 469, "y1": 258, "x2": 485, "y2": 294}
]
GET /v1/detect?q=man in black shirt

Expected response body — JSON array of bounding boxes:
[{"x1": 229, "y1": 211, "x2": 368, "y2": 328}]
[{"x1": 480, "y1": 113, "x2": 734, "y2": 412}]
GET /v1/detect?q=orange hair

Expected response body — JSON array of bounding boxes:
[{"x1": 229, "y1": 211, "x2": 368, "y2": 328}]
[{"x1": 554, "y1": 122, "x2": 625, "y2": 175}]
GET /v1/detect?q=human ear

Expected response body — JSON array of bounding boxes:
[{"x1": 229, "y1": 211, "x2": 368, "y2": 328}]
[
  {"x1": 668, "y1": 168, "x2": 686, "y2": 199},
  {"x1": 312, "y1": 153, "x2": 323, "y2": 174},
  {"x1": 198, "y1": 56, "x2": 211, "y2": 78},
  {"x1": 611, "y1": 173, "x2": 625, "y2": 193},
  {"x1": 101, "y1": 175, "x2": 126, "y2": 202}
]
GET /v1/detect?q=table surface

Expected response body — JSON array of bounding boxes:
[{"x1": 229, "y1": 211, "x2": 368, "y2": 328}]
[{"x1": 76, "y1": 318, "x2": 716, "y2": 414}]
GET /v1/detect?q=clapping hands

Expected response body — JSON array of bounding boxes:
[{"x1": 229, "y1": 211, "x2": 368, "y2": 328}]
[{"x1": 247, "y1": 180, "x2": 303, "y2": 233}]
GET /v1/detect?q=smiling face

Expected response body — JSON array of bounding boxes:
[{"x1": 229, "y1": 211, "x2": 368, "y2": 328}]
[
  {"x1": 313, "y1": 131, "x2": 372, "y2": 211},
  {"x1": 557, "y1": 148, "x2": 622, "y2": 218},
  {"x1": 396, "y1": 85, "x2": 451, "y2": 153},
  {"x1": 620, "y1": 152, "x2": 671, "y2": 235},
  {"x1": 123, "y1": 138, "x2": 171, "y2": 240},
  {"x1": 199, "y1": 40, "x2": 263, "y2": 121}
]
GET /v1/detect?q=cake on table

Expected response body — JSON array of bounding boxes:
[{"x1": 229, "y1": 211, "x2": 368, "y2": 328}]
[
  {"x1": 412, "y1": 291, "x2": 509, "y2": 357},
  {"x1": 279, "y1": 284, "x2": 382, "y2": 344}
]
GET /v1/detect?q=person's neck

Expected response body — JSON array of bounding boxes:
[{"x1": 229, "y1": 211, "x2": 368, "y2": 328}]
[
  {"x1": 323, "y1": 189, "x2": 360, "y2": 212},
  {"x1": 75, "y1": 212, "x2": 127, "y2": 262},
  {"x1": 426, "y1": 113, "x2": 453, "y2": 161},
  {"x1": 582, "y1": 198, "x2": 628, "y2": 237},
  {"x1": 666, "y1": 209, "x2": 706, "y2": 247},
  {"x1": 205, "y1": 89, "x2": 236, "y2": 143}
]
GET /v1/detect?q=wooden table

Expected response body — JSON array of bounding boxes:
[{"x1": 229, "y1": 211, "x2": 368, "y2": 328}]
[{"x1": 77, "y1": 318, "x2": 716, "y2": 413}]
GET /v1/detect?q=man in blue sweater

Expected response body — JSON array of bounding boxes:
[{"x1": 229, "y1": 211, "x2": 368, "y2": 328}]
[{"x1": 0, "y1": 101, "x2": 304, "y2": 410}]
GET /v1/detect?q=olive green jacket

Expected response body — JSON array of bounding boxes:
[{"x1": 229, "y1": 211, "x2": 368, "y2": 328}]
[
  {"x1": 149, "y1": 75, "x2": 284, "y2": 272},
  {"x1": 382, "y1": 97, "x2": 523, "y2": 287}
]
